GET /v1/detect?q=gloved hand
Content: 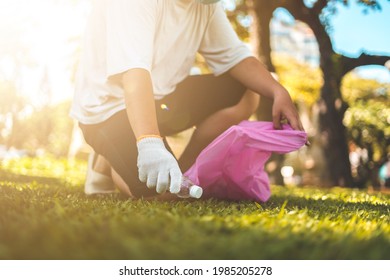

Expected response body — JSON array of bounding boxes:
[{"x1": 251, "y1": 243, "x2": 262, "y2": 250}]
[{"x1": 137, "y1": 137, "x2": 182, "y2": 194}]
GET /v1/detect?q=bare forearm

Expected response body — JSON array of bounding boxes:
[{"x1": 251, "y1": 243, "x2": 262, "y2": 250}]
[
  {"x1": 122, "y1": 69, "x2": 160, "y2": 138},
  {"x1": 230, "y1": 56, "x2": 304, "y2": 131},
  {"x1": 229, "y1": 56, "x2": 287, "y2": 99}
]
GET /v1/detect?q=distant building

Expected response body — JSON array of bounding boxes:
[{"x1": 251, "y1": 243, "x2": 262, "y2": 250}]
[{"x1": 270, "y1": 15, "x2": 320, "y2": 67}]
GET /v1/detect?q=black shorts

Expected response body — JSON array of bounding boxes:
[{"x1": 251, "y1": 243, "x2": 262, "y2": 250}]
[{"x1": 79, "y1": 73, "x2": 246, "y2": 197}]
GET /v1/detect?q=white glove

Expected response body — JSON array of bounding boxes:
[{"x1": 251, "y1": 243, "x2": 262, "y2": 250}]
[{"x1": 137, "y1": 137, "x2": 182, "y2": 194}]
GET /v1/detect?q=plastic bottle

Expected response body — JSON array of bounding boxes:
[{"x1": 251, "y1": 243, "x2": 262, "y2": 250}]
[{"x1": 177, "y1": 176, "x2": 203, "y2": 199}]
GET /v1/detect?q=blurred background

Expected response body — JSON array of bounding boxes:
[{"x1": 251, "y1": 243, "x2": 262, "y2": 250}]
[{"x1": 0, "y1": 0, "x2": 389, "y2": 190}]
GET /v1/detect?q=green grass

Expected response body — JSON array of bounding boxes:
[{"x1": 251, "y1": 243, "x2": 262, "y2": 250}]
[{"x1": 0, "y1": 157, "x2": 389, "y2": 260}]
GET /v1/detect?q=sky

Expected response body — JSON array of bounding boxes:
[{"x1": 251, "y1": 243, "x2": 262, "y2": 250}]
[
  {"x1": 274, "y1": 0, "x2": 390, "y2": 82},
  {"x1": 331, "y1": 1, "x2": 390, "y2": 57},
  {"x1": 0, "y1": 0, "x2": 389, "y2": 104},
  {"x1": 329, "y1": 1, "x2": 390, "y2": 82}
]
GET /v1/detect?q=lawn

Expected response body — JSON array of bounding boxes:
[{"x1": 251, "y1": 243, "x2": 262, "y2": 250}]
[{"x1": 0, "y1": 157, "x2": 389, "y2": 260}]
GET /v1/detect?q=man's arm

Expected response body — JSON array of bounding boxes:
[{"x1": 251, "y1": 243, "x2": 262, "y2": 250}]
[
  {"x1": 122, "y1": 68, "x2": 160, "y2": 138},
  {"x1": 121, "y1": 69, "x2": 182, "y2": 194},
  {"x1": 229, "y1": 57, "x2": 304, "y2": 131}
]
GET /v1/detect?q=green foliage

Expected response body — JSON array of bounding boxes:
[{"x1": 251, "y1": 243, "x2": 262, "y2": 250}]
[
  {"x1": 344, "y1": 100, "x2": 389, "y2": 159},
  {"x1": 273, "y1": 55, "x2": 323, "y2": 106},
  {"x1": 0, "y1": 100, "x2": 74, "y2": 157},
  {"x1": 25, "y1": 102, "x2": 74, "y2": 157},
  {"x1": 344, "y1": 100, "x2": 389, "y2": 142},
  {"x1": 342, "y1": 73, "x2": 390, "y2": 177},
  {"x1": 342, "y1": 73, "x2": 389, "y2": 103},
  {"x1": 1, "y1": 157, "x2": 389, "y2": 259}
]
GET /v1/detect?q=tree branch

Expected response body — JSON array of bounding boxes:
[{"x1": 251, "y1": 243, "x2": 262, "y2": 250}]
[
  {"x1": 276, "y1": 0, "x2": 334, "y2": 55},
  {"x1": 341, "y1": 53, "x2": 390, "y2": 76},
  {"x1": 277, "y1": 0, "x2": 309, "y2": 20},
  {"x1": 312, "y1": 0, "x2": 330, "y2": 15}
]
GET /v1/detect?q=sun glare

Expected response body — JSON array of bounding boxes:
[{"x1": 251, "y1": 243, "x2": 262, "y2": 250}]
[{"x1": 0, "y1": 0, "x2": 90, "y2": 105}]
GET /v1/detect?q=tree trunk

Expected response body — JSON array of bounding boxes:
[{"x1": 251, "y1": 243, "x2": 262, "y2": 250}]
[
  {"x1": 252, "y1": 0, "x2": 274, "y2": 122},
  {"x1": 318, "y1": 53, "x2": 353, "y2": 187}
]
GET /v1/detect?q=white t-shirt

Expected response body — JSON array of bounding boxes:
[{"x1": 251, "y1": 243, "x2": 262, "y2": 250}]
[{"x1": 70, "y1": 0, "x2": 252, "y2": 124}]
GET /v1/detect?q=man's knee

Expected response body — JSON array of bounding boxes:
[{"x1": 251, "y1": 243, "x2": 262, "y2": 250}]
[{"x1": 231, "y1": 90, "x2": 260, "y2": 121}]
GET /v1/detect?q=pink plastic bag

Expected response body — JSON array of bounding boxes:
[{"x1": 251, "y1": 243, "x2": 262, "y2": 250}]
[{"x1": 184, "y1": 121, "x2": 307, "y2": 202}]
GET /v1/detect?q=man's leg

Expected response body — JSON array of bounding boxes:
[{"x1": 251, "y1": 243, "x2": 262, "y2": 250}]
[
  {"x1": 84, "y1": 152, "x2": 116, "y2": 195},
  {"x1": 90, "y1": 154, "x2": 132, "y2": 196},
  {"x1": 156, "y1": 73, "x2": 260, "y2": 172},
  {"x1": 179, "y1": 90, "x2": 259, "y2": 171},
  {"x1": 80, "y1": 111, "x2": 158, "y2": 198},
  {"x1": 92, "y1": 154, "x2": 111, "y2": 176}
]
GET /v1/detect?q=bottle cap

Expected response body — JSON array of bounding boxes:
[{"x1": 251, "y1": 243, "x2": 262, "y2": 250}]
[{"x1": 189, "y1": 185, "x2": 203, "y2": 199}]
